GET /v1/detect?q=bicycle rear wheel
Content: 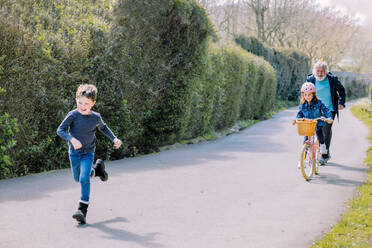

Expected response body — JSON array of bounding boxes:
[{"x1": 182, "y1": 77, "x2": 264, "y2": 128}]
[{"x1": 300, "y1": 144, "x2": 314, "y2": 181}]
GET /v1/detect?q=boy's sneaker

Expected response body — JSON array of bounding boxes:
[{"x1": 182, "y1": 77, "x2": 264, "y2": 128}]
[
  {"x1": 94, "y1": 159, "x2": 108, "y2": 181},
  {"x1": 320, "y1": 144, "x2": 327, "y2": 155},
  {"x1": 73, "y1": 202, "x2": 88, "y2": 224},
  {"x1": 72, "y1": 210, "x2": 86, "y2": 224}
]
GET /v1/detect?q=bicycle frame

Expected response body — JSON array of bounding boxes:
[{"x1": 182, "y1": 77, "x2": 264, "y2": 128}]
[
  {"x1": 306, "y1": 134, "x2": 321, "y2": 175},
  {"x1": 296, "y1": 117, "x2": 326, "y2": 180}
]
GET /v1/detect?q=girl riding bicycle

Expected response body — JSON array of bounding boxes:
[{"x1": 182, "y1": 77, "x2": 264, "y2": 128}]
[{"x1": 292, "y1": 82, "x2": 333, "y2": 164}]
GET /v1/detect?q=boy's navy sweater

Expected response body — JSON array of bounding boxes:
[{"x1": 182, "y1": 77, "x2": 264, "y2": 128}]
[{"x1": 57, "y1": 109, "x2": 116, "y2": 153}]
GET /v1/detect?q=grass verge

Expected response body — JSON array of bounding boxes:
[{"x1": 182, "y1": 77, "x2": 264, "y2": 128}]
[{"x1": 311, "y1": 99, "x2": 372, "y2": 248}]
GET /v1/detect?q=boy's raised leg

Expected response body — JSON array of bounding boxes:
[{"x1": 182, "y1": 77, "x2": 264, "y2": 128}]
[{"x1": 93, "y1": 159, "x2": 108, "y2": 181}]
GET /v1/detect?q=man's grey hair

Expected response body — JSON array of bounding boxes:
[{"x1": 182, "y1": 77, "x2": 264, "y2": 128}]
[{"x1": 313, "y1": 61, "x2": 328, "y2": 74}]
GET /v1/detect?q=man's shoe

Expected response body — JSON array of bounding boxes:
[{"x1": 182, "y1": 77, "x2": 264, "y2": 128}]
[
  {"x1": 325, "y1": 154, "x2": 331, "y2": 162},
  {"x1": 319, "y1": 157, "x2": 327, "y2": 165},
  {"x1": 94, "y1": 159, "x2": 108, "y2": 181}
]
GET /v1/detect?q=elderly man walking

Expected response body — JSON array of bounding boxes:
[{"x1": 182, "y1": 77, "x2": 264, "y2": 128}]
[{"x1": 307, "y1": 61, "x2": 346, "y2": 164}]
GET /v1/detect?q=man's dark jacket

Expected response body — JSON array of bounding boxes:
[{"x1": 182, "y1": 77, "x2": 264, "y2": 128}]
[{"x1": 307, "y1": 72, "x2": 346, "y2": 117}]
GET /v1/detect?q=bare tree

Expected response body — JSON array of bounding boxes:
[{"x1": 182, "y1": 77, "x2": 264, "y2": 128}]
[
  {"x1": 286, "y1": 3, "x2": 358, "y2": 68},
  {"x1": 343, "y1": 27, "x2": 372, "y2": 73},
  {"x1": 239, "y1": 0, "x2": 306, "y2": 46},
  {"x1": 200, "y1": 0, "x2": 363, "y2": 69},
  {"x1": 242, "y1": 0, "x2": 270, "y2": 42}
]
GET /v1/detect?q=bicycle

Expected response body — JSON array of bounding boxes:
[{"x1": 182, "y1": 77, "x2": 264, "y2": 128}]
[{"x1": 295, "y1": 117, "x2": 328, "y2": 181}]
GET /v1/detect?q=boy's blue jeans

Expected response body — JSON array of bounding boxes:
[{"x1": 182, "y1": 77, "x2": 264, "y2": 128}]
[{"x1": 68, "y1": 150, "x2": 94, "y2": 204}]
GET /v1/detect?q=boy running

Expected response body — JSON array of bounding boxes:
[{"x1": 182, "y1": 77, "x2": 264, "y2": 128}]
[{"x1": 57, "y1": 84, "x2": 122, "y2": 224}]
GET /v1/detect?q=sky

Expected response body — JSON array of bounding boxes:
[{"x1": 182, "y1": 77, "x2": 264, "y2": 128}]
[{"x1": 317, "y1": 0, "x2": 372, "y2": 26}]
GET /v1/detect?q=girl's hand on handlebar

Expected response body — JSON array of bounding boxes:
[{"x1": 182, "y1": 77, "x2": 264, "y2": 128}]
[
  {"x1": 326, "y1": 118, "x2": 333, "y2": 124},
  {"x1": 293, "y1": 118, "x2": 303, "y2": 125}
]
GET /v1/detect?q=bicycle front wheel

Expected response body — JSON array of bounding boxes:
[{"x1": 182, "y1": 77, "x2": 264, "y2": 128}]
[{"x1": 300, "y1": 144, "x2": 314, "y2": 181}]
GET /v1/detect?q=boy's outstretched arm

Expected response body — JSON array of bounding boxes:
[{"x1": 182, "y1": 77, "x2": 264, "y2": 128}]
[
  {"x1": 96, "y1": 113, "x2": 122, "y2": 149},
  {"x1": 113, "y1": 138, "x2": 122, "y2": 149}
]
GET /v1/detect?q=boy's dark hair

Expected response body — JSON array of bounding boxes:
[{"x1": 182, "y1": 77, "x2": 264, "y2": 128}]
[{"x1": 76, "y1": 84, "x2": 97, "y2": 101}]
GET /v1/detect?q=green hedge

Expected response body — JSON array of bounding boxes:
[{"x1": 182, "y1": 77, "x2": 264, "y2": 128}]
[
  {"x1": 333, "y1": 72, "x2": 369, "y2": 100},
  {"x1": 0, "y1": 57, "x2": 19, "y2": 179},
  {"x1": 209, "y1": 43, "x2": 276, "y2": 128},
  {"x1": 187, "y1": 43, "x2": 276, "y2": 137},
  {"x1": 0, "y1": 0, "x2": 217, "y2": 177},
  {"x1": 344, "y1": 79, "x2": 369, "y2": 100},
  {"x1": 235, "y1": 35, "x2": 311, "y2": 101},
  {"x1": 0, "y1": 0, "x2": 122, "y2": 176},
  {"x1": 0, "y1": 17, "x2": 68, "y2": 176},
  {"x1": 0, "y1": 0, "x2": 277, "y2": 179},
  {"x1": 109, "y1": 0, "x2": 215, "y2": 150}
]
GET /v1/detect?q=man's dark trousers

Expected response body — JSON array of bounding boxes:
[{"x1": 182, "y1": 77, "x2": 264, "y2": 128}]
[{"x1": 322, "y1": 111, "x2": 336, "y2": 158}]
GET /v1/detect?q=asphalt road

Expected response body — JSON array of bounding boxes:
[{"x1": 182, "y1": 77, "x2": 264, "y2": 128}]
[{"x1": 0, "y1": 102, "x2": 369, "y2": 248}]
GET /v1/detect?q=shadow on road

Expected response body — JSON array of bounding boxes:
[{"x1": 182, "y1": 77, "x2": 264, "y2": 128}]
[
  {"x1": 0, "y1": 169, "x2": 74, "y2": 203},
  {"x1": 328, "y1": 162, "x2": 368, "y2": 173},
  {"x1": 311, "y1": 162, "x2": 368, "y2": 187},
  {"x1": 79, "y1": 217, "x2": 163, "y2": 247}
]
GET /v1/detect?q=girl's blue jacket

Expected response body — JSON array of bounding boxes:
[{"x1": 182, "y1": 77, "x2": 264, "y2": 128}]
[{"x1": 296, "y1": 99, "x2": 333, "y2": 128}]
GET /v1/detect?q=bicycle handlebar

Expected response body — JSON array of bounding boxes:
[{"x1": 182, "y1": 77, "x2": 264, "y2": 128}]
[{"x1": 295, "y1": 117, "x2": 333, "y2": 123}]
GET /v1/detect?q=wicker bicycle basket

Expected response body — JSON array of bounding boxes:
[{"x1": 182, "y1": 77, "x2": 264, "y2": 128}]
[{"x1": 296, "y1": 119, "x2": 317, "y2": 136}]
